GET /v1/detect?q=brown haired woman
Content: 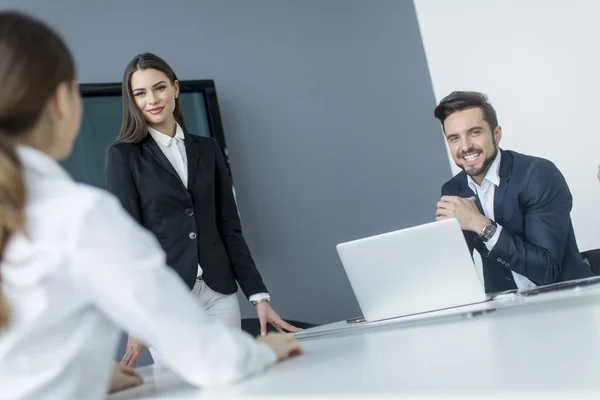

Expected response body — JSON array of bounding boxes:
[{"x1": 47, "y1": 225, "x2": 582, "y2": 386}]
[
  {"x1": 0, "y1": 11, "x2": 302, "y2": 400},
  {"x1": 106, "y1": 53, "x2": 301, "y2": 366}
]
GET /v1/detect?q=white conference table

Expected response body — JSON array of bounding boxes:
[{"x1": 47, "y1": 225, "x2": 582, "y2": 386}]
[{"x1": 109, "y1": 285, "x2": 600, "y2": 399}]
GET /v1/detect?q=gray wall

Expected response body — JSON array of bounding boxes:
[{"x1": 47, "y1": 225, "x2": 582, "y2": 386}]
[{"x1": 2, "y1": 0, "x2": 450, "y2": 324}]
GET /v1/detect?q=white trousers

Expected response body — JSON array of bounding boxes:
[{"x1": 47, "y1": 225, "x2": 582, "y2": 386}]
[{"x1": 149, "y1": 279, "x2": 241, "y2": 363}]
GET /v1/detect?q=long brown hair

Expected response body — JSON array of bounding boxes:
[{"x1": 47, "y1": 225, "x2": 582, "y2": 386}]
[
  {"x1": 113, "y1": 53, "x2": 189, "y2": 145},
  {"x1": 0, "y1": 11, "x2": 75, "y2": 328}
]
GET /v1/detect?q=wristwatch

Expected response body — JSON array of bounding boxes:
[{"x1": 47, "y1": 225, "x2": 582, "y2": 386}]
[
  {"x1": 251, "y1": 298, "x2": 270, "y2": 306},
  {"x1": 479, "y1": 220, "x2": 498, "y2": 242}
]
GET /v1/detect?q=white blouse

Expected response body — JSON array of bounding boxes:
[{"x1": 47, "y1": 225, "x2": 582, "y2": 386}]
[{"x1": 0, "y1": 146, "x2": 276, "y2": 400}]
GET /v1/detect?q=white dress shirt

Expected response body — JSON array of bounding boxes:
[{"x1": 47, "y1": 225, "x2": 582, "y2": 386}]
[
  {"x1": 467, "y1": 151, "x2": 536, "y2": 290},
  {"x1": 147, "y1": 125, "x2": 269, "y2": 303},
  {"x1": 0, "y1": 146, "x2": 276, "y2": 400}
]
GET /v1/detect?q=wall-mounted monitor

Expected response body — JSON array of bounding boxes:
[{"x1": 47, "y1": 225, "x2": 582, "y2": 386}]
[{"x1": 62, "y1": 80, "x2": 229, "y2": 188}]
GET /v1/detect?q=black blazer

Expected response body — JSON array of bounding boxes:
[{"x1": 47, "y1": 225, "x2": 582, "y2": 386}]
[
  {"x1": 442, "y1": 149, "x2": 593, "y2": 293},
  {"x1": 105, "y1": 133, "x2": 267, "y2": 297}
]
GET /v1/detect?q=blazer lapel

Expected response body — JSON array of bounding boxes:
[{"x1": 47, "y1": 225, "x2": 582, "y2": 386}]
[
  {"x1": 142, "y1": 135, "x2": 182, "y2": 185},
  {"x1": 184, "y1": 134, "x2": 200, "y2": 193},
  {"x1": 493, "y1": 150, "x2": 512, "y2": 225},
  {"x1": 458, "y1": 180, "x2": 485, "y2": 215}
]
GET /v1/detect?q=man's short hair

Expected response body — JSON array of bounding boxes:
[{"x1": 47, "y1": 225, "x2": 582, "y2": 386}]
[{"x1": 434, "y1": 91, "x2": 499, "y2": 131}]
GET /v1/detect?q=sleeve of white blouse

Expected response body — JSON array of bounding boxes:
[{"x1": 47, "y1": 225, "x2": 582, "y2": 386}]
[{"x1": 68, "y1": 193, "x2": 277, "y2": 387}]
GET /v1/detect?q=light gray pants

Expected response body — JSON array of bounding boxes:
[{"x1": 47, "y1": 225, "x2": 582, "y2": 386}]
[{"x1": 149, "y1": 279, "x2": 241, "y2": 363}]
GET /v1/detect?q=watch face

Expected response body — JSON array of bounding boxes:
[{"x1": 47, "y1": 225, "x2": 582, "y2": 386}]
[{"x1": 483, "y1": 223, "x2": 497, "y2": 240}]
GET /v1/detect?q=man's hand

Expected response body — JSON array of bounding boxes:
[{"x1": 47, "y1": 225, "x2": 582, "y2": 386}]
[
  {"x1": 255, "y1": 301, "x2": 302, "y2": 337},
  {"x1": 120, "y1": 335, "x2": 147, "y2": 367},
  {"x1": 109, "y1": 363, "x2": 143, "y2": 393},
  {"x1": 436, "y1": 195, "x2": 489, "y2": 234}
]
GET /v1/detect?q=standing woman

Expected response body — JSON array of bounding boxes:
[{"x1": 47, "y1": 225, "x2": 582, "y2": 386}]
[
  {"x1": 106, "y1": 53, "x2": 300, "y2": 366},
  {"x1": 0, "y1": 11, "x2": 302, "y2": 400}
]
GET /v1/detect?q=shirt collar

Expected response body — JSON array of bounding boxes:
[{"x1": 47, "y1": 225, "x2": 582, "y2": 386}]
[
  {"x1": 16, "y1": 145, "x2": 72, "y2": 181},
  {"x1": 467, "y1": 149, "x2": 501, "y2": 192},
  {"x1": 148, "y1": 123, "x2": 185, "y2": 146}
]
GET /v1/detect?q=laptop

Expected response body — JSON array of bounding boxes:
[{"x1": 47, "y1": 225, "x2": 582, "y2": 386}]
[{"x1": 336, "y1": 218, "x2": 488, "y2": 322}]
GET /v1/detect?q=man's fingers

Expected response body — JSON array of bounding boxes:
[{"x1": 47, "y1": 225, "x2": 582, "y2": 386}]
[
  {"x1": 441, "y1": 195, "x2": 476, "y2": 204},
  {"x1": 440, "y1": 195, "x2": 459, "y2": 203},
  {"x1": 436, "y1": 201, "x2": 448, "y2": 209},
  {"x1": 436, "y1": 207, "x2": 453, "y2": 217},
  {"x1": 436, "y1": 202, "x2": 455, "y2": 214}
]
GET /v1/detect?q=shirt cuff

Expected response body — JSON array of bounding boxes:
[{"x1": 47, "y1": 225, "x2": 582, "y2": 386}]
[
  {"x1": 249, "y1": 293, "x2": 270, "y2": 303},
  {"x1": 484, "y1": 224, "x2": 502, "y2": 252}
]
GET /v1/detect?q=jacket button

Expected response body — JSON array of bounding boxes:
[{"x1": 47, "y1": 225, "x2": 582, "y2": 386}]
[
  {"x1": 189, "y1": 232, "x2": 197, "y2": 240},
  {"x1": 506, "y1": 263, "x2": 511, "y2": 267},
  {"x1": 497, "y1": 257, "x2": 502, "y2": 262},
  {"x1": 185, "y1": 208, "x2": 194, "y2": 216},
  {"x1": 506, "y1": 277, "x2": 512, "y2": 281}
]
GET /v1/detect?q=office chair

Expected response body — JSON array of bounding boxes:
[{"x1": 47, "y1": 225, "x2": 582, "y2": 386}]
[{"x1": 581, "y1": 249, "x2": 600, "y2": 276}]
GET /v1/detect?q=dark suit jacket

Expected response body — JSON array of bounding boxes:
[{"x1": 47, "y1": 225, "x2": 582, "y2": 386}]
[
  {"x1": 442, "y1": 149, "x2": 593, "y2": 293},
  {"x1": 105, "y1": 133, "x2": 267, "y2": 297}
]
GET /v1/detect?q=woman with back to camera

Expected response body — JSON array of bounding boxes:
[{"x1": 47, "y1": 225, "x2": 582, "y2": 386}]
[
  {"x1": 106, "y1": 53, "x2": 301, "y2": 366},
  {"x1": 0, "y1": 11, "x2": 302, "y2": 400}
]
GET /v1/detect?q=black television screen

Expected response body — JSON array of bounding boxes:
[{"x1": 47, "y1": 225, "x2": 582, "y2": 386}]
[{"x1": 62, "y1": 80, "x2": 228, "y2": 188}]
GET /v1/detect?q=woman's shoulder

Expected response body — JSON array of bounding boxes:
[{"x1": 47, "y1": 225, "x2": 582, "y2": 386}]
[
  {"x1": 108, "y1": 141, "x2": 143, "y2": 153},
  {"x1": 189, "y1": 134, "x2": 217, "y2": 145},
  {"x1": 22, "y1": 178, "x2": 122, "y2": 248},
  {"x1": 188, "y1": 135, "x2": 221, "y2": 155},
  {"x1": 49, "y1": 182, "x2": 136, "y2": 236},
  {"x1": 106, "y1": 141, "x2": 146, "y2": 164},
  {"x1": 35, "y1": 178, "x2": 118, "y2": 213}
]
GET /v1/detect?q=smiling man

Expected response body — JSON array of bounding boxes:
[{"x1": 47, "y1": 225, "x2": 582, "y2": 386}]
[{"x1": 434, "y1": 91, "x2": 593, "y2": 293}]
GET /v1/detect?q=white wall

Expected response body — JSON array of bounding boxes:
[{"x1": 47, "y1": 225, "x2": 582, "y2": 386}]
[{"x1": 414, "y1": 0, "x2": 600, "y2": 252}]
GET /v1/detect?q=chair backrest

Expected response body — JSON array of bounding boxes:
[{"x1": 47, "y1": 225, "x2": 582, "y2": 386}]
[{"x1": 581, "y1": 249, "x2": 600, "y2": 276}]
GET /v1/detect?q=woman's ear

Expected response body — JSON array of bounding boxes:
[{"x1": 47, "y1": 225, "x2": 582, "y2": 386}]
[{"x1": 50, "y1": 81, "x2": 71, "y2": 121}]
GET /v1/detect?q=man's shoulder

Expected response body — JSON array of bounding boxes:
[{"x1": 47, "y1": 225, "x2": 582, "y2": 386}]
[
  {"x1": 503, "y1": 150, "x2": 569, "y2": 203},
  {"x1": 504, "y1": 150, "x2": 561, "y2": 179}
]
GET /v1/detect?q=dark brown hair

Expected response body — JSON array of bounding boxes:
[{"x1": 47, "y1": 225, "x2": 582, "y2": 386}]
[
  {"x1": 433, "y1": 91, "x2": 499, "y2": 132},
  {"x1": 0, "y1": 11, "x2": 75, "y2": 328},
  {"x1": 113, "y1": 53, "x2": 189, "y2": 145}
]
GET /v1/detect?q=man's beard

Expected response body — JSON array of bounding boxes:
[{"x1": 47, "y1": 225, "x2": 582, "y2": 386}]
[{"x1": 456, "y1": 144, "x2": 498, "y2": 178}]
